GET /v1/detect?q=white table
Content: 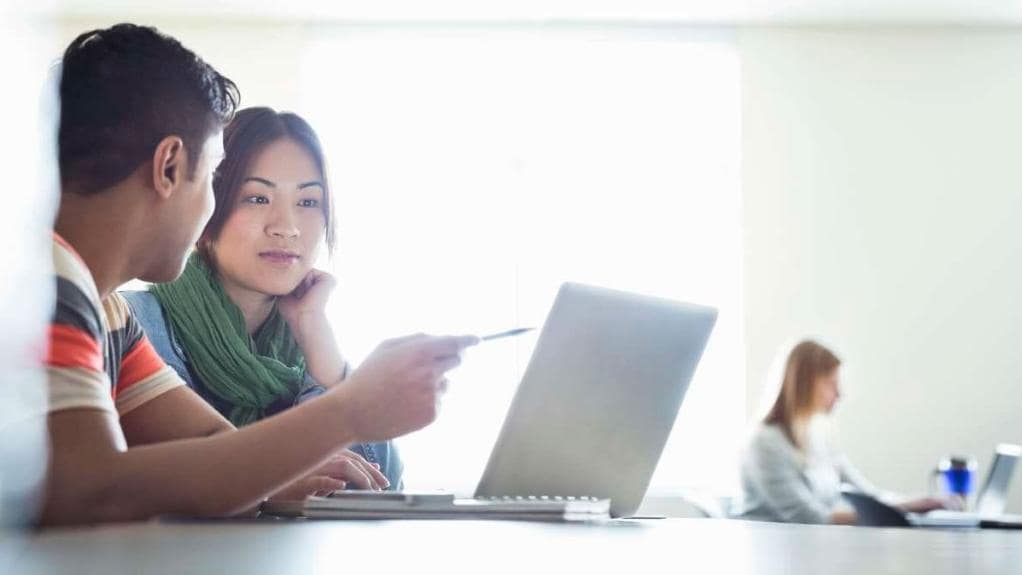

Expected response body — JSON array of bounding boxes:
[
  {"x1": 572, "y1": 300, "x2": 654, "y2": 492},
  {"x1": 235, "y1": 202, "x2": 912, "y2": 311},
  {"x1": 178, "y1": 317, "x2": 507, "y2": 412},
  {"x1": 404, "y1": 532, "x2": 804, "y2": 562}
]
[{"x1": 5, "y1": 517, "x2": 1021, "y2": 574}]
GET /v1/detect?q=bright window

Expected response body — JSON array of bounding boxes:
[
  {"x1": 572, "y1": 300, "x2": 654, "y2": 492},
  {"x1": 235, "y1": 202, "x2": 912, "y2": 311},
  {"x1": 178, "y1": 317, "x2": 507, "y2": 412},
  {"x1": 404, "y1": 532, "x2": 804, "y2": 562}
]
[{"x1": 301, "y1": 26, "x2": 743, "y2": 495}]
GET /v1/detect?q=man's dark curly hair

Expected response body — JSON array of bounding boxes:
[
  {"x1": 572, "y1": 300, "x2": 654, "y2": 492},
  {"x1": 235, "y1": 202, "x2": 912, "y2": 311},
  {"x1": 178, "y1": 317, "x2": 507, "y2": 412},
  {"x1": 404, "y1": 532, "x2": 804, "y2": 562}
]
[{"x1": 58, "y1": 23, "x2": 240, "y2": 194}]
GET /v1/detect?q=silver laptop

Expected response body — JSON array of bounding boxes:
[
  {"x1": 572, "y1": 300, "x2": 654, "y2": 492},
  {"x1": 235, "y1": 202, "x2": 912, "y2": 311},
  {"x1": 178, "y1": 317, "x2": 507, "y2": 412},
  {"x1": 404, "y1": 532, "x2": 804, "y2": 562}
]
[
  {"x1": 264, "y1": 282, "x2": 717, "y2": 520},
  {"x1": 474, "y1": 282, "x2": 718, "y2": 517},
  {"x1": 974, "y1": 444, "x2": 1022, "y2": 517}
]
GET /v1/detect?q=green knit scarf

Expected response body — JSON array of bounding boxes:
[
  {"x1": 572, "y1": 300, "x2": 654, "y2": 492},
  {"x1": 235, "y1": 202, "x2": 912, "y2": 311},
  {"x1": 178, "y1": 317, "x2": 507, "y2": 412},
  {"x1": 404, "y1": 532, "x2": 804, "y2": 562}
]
[{"x1": 150, "y1": 253, "x2": 306, "y2": 426}]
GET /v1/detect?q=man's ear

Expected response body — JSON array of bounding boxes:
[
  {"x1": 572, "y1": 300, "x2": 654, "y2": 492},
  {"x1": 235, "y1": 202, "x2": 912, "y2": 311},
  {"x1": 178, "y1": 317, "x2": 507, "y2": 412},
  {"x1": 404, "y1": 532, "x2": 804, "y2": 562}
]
[{"x1": 151, "y1": 136, "x2": 187, "y2": 200}]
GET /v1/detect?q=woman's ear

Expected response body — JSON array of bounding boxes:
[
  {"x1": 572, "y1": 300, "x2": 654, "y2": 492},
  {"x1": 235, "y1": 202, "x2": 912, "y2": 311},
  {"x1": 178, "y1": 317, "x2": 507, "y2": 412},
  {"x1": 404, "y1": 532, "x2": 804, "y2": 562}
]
[{"x1": 151, "y1": 136, "x2": 186, "y2": 200}]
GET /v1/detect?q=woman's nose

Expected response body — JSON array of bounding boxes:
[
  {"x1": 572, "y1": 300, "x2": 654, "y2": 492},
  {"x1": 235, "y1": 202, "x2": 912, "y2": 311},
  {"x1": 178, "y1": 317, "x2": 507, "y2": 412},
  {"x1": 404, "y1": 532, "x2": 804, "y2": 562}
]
[{"x1": 267, "y1": 207, "x2": 300, "y2": 239}]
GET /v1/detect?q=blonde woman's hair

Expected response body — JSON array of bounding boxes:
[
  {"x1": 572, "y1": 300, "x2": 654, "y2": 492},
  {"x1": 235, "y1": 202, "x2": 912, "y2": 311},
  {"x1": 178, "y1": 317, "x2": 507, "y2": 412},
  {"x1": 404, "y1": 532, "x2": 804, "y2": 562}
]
[{"x1": 763, "y1": 340, "x2": 841, "y2": 450}]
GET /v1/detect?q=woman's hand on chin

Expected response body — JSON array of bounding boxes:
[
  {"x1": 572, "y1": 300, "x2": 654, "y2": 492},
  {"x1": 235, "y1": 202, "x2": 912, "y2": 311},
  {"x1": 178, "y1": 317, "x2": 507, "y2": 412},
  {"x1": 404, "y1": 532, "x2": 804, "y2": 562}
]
[
  {"x1": 280, "y1": 268, "x2": 348, "y2": 387},
  {"x1": 279, "y1": 268, "x2": 336, "y2": 333}
]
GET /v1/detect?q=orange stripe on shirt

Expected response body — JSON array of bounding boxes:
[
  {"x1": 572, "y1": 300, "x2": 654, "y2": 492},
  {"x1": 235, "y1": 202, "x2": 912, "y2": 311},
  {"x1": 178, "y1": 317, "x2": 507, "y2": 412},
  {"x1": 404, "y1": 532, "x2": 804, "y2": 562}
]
[
  {"x1": 115, "y1": 335, "x2": 168, "y2": 396},
  {"x1": 46, "y1": 324, "x2": 103, "y2": 372}
]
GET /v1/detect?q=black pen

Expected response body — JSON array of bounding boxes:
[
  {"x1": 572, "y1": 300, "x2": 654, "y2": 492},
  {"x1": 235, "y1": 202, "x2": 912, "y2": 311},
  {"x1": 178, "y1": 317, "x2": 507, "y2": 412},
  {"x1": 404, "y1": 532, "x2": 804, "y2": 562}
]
[{"x1": 479, "y1": 327, "x2": 536, "y2": 342}]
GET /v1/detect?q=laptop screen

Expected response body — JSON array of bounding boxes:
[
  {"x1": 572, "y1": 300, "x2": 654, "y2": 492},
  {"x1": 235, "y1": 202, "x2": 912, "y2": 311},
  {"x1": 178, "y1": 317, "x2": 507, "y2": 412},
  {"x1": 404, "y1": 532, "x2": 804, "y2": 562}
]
[{"x1": 975, "y1": 444, "x2": 1022, "y2": 516}]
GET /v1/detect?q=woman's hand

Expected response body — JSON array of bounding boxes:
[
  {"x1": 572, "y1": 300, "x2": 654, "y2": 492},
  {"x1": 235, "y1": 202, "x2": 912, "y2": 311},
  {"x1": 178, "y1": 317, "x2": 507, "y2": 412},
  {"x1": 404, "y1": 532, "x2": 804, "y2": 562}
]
[
  {"x1": 267, "y1": 448, "x2": 390, "y2": 501},
  {"x1": 279, "y1": 269, "x2": 347, "y2": 387},
  {"x1": 278, "y1": 269, "x2": 336, "y2": 330},
  {"x1": 897, "y1": 496, "x2": 965, "y2": 514}
]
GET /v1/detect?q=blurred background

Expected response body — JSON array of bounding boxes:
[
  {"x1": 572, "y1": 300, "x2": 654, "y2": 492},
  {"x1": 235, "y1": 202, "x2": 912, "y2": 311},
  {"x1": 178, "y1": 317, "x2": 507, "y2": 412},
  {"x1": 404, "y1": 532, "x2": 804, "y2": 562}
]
[
  {"x1": 6, "y1": 0, "x2": 1022, "y2": 520},
  {"x1": 1, "y1": 0, "x2": 58, "y2": 531}
]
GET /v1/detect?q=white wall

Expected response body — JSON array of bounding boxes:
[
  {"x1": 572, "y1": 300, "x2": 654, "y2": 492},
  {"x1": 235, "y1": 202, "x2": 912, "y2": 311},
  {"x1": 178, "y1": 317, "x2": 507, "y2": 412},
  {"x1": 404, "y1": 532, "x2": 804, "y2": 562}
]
[
  {"x1": 55, "y1": 18, "x2": 314, "y2": 111},
  {"x1": 741, "y1": 27, "x2": 1022, "y2": 510}
]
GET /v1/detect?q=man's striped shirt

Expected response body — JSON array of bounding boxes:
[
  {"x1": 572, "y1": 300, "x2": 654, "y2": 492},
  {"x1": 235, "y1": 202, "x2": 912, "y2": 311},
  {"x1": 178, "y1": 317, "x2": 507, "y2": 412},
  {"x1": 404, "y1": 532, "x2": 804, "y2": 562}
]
[{"x1": 46, "y1": 233, "x2": 183, "y2": 415}]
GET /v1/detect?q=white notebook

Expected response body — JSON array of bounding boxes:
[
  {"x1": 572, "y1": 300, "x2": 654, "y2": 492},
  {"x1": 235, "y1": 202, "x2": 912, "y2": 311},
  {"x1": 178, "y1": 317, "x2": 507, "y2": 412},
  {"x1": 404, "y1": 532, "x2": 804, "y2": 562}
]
[{"x1": 260, "y1": 491, "x2": 610, "y2": 522}]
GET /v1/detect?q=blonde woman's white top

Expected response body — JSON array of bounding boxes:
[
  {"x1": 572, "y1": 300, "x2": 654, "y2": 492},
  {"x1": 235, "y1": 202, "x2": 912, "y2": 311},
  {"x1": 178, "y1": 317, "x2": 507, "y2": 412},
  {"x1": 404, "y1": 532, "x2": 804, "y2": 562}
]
[{"x1": 739, "y1": 422, "x2": 877, "y2": 524}]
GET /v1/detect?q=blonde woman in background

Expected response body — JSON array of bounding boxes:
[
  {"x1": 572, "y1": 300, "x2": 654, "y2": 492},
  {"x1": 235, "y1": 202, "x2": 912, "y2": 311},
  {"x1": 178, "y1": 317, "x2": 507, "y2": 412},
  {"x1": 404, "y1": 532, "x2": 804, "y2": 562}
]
[{"x1": 738, "y1": 340, "x2": 953, "y2": 524}]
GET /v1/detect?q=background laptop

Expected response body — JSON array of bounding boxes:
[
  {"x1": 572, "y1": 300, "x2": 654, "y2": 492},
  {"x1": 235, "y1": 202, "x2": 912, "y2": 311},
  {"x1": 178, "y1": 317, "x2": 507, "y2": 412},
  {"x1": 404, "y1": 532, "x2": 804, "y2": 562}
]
[
  {"x1": 844, "y1": 443, "x2": 1022, "y2": 528},
  {"x1": 917, "y1": 443, "x2": 1022, "y2": 527}
]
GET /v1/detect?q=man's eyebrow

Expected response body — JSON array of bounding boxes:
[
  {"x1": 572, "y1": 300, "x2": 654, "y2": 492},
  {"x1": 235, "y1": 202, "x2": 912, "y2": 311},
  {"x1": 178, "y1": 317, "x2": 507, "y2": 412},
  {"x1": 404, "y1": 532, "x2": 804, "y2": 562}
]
[{"x1": 243, "y1": 176, "x2": 276, "y2": 188}]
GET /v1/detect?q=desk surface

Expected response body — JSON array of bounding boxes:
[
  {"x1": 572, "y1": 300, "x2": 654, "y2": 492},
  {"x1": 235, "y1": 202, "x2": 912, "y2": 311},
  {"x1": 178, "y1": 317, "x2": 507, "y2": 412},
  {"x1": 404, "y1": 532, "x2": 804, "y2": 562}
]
[{"x1": 5, "y1": 518, "x2": 1021, "y2": 574}]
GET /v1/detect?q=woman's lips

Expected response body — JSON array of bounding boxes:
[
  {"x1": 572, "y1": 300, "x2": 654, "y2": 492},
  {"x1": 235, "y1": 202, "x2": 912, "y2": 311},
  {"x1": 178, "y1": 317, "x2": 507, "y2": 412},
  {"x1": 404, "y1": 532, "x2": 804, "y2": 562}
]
[{"x1": 259, "y1": 250, "x2": 300, "y2": 265}]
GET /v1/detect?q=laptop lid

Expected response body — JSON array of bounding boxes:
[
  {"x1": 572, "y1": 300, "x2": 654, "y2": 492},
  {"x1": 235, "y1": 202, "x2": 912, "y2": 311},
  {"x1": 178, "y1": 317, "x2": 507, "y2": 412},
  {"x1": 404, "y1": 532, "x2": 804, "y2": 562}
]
[
  {"x1": 975, "y1": 443, "x2": 1022, "y2": 517},
  {"x1": 473, "y1": 282, "x2": 717, "y2": 518}
]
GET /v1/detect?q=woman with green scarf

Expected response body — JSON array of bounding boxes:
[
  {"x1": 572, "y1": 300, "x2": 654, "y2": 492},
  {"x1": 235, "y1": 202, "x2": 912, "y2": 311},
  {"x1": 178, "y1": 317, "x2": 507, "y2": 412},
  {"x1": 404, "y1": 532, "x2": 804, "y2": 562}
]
[{"x1": 123, "y1": 107, "x2": 399, "y2": 493}]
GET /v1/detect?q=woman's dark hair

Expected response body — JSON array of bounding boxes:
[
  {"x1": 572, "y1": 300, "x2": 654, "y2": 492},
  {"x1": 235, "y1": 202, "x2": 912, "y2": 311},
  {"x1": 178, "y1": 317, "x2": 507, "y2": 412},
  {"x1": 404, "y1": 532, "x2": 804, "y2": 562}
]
[
  {"x1": 59, "y1": 23, "x2": 239, "y2": 194},
  {"x1": 199, "y1": 107, "x2": 336, "y2": 261}
]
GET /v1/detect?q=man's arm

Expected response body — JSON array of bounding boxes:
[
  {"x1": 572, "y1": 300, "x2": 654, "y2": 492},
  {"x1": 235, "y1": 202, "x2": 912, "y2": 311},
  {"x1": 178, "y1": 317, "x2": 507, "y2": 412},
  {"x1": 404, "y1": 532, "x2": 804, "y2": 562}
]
[
  {"x1": 119, "y1": 386, "x2": 234, "y2": 445},
  {"x1": 122, "y1": 387, "x2": 388, "y2": 511},
  {"x1": 43, "y1": 387, "x2": 358, "y2": 525},
  {"x1": 40, "y1": 334, "x2": 477, "y2": 526}
]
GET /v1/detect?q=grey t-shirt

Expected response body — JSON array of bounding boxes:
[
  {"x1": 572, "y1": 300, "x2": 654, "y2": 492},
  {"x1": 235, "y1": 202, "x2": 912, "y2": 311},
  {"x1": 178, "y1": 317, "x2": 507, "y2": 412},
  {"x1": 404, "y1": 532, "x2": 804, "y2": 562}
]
[{"x1": 739, "y1": 423, "x2": 875, "y2": 524}]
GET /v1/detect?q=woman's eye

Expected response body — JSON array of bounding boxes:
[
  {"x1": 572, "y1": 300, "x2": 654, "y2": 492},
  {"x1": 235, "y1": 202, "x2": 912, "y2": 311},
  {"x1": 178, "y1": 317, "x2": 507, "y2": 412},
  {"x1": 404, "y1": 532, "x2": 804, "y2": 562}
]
[
  {"x1": 244, "y1": 195, "x2": 270, "y2": 205},
  {"x1": 298, "y1": 198, "x2": 320, "y2": 208}
]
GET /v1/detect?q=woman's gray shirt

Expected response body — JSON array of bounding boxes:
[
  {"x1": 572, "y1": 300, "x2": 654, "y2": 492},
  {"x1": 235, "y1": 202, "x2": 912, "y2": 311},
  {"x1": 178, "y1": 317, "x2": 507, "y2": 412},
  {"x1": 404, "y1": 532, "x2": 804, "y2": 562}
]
[{"x1": 739, "y1": 423, "x2": 875, "y2": 524}]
